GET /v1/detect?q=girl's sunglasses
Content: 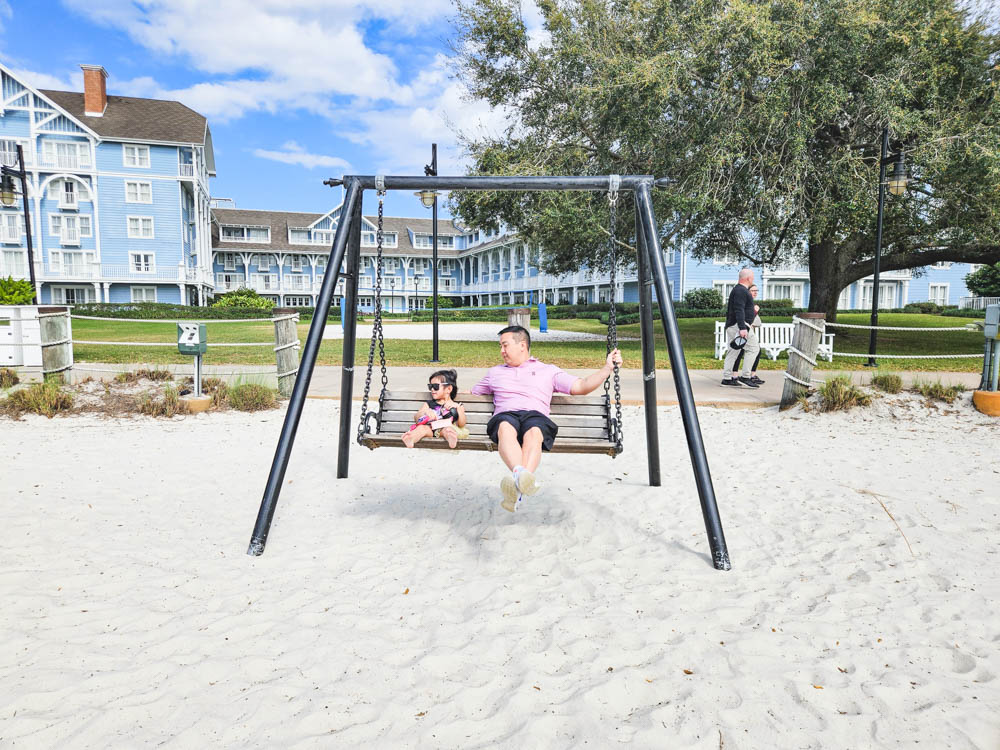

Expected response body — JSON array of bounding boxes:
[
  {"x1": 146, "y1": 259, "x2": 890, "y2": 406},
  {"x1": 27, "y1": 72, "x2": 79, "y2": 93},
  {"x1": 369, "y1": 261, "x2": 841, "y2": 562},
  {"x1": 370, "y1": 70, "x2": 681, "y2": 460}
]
[{"x1": 428, "y1": 383, "x2": 449, "y2": 391}]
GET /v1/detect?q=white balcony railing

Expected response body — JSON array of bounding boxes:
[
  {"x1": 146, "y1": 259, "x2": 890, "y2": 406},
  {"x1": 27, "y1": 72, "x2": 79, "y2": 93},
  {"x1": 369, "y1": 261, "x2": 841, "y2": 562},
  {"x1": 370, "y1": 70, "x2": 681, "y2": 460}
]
[
  {"x1": 959, "y1": 296, "x2": 1000, "y2": 310},
  {"x1": 61, "y1": 227, "x2": 80, "y2": 246},
  {"x1": 179, "y1": 163, "x2": 195, "y2": 177}
]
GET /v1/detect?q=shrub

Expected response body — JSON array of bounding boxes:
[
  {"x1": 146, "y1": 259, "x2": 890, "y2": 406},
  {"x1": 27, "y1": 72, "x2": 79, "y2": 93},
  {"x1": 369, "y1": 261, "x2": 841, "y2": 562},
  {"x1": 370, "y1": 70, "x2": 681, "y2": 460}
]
[
  {"x1": 684, "y1": 288, "x2": 725, "y2": 310},
  {"x1": 138, "y1": 385, "x2": 182, "y2": 417},
  {"x1": 903, "y1": 301, "x2": 941, "y2": 314},
  {"x1": 939, "y1": 308, "x2": 989, "y2": 318},
  {"x1": 870, "y1": 373, "x2": 903, "y2": 394},
  {"x1": 210, "y1": 287, "x2": 275, "y2": 310},
  {"x1": 0, "y1": 276, "x2": 35, "y2": 305},
  {"x1": 69, "y1": 302, "x2": 273, "y2": 320},
  {"x1": 912, "y1": 379, "x2": 965, "y2": 404},
  {"x1": 0, "y1": 367, "x2": 19, "y2": 389},
  {"x1": 227, "y1": 382, "x2": 279, "y2": 411},
  {"x1": 1, "y1": 382, "x2": 74, "y2": 418},
  {"x1": 817, "y1": 376, "x2": 872, "y2": 412}
]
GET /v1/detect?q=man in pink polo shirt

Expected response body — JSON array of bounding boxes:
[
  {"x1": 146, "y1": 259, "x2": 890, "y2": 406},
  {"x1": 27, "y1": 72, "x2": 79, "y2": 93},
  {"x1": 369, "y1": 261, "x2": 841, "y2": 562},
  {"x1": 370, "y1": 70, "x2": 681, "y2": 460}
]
[{"x1": 470, "y1": 325, "x2": 623, "y2": 512}]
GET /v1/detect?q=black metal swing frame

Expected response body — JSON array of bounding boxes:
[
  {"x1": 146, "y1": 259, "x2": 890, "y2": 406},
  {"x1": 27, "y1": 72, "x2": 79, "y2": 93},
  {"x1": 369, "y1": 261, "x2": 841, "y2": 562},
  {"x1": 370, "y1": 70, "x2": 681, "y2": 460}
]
[{"x1": 246, "y1": 174, "x2": 731, "y2": 571}]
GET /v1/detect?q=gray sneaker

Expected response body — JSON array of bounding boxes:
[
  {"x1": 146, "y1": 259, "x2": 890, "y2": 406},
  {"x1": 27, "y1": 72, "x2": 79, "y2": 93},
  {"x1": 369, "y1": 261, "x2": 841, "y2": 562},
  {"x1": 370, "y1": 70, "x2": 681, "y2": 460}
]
[
  {"x1": 720, "y1": 378, "x2": 743, "y2": 387},
  {"x1": 500, "y1": 476, "x2": 521, "y2": 512}
]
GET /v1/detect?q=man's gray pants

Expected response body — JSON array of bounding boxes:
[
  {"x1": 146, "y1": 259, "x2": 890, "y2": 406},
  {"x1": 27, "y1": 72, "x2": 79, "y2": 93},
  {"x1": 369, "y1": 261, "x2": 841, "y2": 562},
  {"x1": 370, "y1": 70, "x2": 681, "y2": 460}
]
[{"x1": 723, "y1": 324, "x2": 761, "y2": 379}]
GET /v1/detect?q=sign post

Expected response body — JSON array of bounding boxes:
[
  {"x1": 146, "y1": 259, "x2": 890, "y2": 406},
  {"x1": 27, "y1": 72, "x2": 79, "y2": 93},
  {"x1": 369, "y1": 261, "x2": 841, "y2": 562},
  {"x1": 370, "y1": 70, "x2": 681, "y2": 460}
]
[{"x1": 177, "y1": 322, "x2": 210, "y2": 412}]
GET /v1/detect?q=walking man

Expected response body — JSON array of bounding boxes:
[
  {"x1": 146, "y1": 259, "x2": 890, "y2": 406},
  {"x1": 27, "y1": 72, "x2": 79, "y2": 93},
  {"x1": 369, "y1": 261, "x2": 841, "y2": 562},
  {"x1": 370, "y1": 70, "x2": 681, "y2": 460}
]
[
  {"x1": 470, "y1": 325, "x2": 623, "y2": 512},
  {"x1": 722, "y1": 268, "x2": 762, "y2": 388}
]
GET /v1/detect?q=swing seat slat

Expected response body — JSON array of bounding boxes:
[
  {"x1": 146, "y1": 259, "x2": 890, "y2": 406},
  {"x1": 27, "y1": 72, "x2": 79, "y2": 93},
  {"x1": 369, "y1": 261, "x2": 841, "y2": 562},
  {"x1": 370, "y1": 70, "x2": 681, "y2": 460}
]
[{"x1": 360, "y1": 390, "x2": 621, "y2": 456}]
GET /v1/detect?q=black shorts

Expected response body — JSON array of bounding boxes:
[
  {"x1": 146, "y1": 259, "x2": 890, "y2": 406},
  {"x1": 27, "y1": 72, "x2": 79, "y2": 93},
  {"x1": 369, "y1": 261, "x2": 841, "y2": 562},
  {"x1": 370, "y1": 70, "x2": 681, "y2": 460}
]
[{"x1": 486, "y1": 410, "x2": 559, "y2": 452}]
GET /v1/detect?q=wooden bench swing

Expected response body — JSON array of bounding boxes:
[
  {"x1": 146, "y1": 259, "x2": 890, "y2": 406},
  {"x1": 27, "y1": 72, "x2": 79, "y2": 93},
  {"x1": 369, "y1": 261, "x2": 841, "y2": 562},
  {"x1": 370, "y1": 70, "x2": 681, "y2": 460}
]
[{"x1": 356, "y1": 189, "x2": 624, "y2": 457}]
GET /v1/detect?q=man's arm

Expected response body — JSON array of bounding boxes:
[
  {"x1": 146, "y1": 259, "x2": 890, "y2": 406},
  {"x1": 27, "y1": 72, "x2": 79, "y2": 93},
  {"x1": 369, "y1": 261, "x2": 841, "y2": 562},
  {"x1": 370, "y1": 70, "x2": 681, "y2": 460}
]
[
  {"x1": 570, "y1": 349, "x2": 623, "y2": 396},
  {"x1": 468, "y1": 372, "x2": 492, "y2": 395},
  {"x1": 734, "y1": 287, "x2": 750, "y2": 335}
]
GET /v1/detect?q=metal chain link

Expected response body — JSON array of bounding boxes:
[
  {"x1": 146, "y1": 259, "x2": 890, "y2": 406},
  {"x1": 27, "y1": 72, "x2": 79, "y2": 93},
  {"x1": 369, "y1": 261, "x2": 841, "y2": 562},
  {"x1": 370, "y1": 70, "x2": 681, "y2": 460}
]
[
  {"x1": 357, "y1": 192, "x2": 388, "y2": 444},
  {"x1": 604, "y1": 187, "x2": 623, "y2": 454}
]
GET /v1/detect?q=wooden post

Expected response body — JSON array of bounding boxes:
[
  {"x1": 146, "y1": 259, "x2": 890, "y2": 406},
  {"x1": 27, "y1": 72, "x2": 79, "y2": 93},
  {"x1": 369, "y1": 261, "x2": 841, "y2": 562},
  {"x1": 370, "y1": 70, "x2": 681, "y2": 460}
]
[
  {"x1": 38, "y1": 307, "x2": 73, "y2": 383},
  {"x1": 780, "y1": 312, "x2": 826, "y2": 410},
  {"x1": 272, "y1": 308, "x2": 300, "y2": 397},
  {"x1": 507, "y1": 306, "x2": 530, "y2": 330}
]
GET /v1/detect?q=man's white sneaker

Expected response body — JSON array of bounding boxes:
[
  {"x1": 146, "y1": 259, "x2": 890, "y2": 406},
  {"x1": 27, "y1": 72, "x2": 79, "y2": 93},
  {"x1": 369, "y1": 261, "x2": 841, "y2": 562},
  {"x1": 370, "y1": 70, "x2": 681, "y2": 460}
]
[
  {"x1": 500, "y1": 476, "x2": 521, "y2": 512},
  {"x1": 514, "y1": 469, "x2": 540, "y2": 496}
]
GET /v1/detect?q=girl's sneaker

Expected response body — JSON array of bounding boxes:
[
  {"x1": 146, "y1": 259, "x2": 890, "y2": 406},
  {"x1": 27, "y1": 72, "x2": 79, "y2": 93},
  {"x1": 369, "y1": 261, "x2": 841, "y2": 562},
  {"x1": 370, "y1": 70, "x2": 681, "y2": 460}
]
[{"x1": 514, "y1": 469, "x2": 540, "y2": 496}]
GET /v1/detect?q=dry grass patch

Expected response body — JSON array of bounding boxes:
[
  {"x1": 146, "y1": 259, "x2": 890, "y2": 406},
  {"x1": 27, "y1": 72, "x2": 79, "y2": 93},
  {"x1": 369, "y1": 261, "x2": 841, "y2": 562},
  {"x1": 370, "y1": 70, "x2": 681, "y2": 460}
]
[
  {"x1": 870, "y1": 372, "x2": 903, "y2": 393},
  {"x1": 912, "y1": 379, "x2": 966, "y2": 404},
  {"x1": 1, "y1": 382, "x2": 74, "y2": 418},
  {"x1": 817, "y1": 376, "x2": 872, "y2": 412},
  {"x1": 0, "y1": 367, "x2": 19, "y2": 389},
  {"x1": 115, "y1": 368, "x2": 173, "y2": 384},
  {"x1": 226, "y1": 382, "x2": 278, "y2": 412},
  {"x1": 138, "y1": 385, "x2": 182, "y2": 417}
]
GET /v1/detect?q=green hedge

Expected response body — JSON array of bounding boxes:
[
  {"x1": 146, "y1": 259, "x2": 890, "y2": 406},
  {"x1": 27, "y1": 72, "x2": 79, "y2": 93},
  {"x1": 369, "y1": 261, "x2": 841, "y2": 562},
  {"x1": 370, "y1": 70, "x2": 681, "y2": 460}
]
[
  {"x1": 939, "y1": 307, "x2": 989, "y2": 318},
  {"x1": 69, "y1": 303, "x2": 274, "y2": 320}
]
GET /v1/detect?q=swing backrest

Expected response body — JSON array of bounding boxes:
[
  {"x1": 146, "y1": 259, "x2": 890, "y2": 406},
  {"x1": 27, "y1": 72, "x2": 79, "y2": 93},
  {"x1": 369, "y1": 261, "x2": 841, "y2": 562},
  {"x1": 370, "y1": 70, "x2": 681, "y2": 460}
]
[{"x1": 361, "y1": 390, "x2": 620, "y2": 455}]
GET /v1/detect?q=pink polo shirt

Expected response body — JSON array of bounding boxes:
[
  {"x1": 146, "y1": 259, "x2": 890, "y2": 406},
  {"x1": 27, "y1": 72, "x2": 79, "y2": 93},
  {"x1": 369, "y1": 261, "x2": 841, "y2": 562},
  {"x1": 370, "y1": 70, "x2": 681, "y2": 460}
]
[{"x1": 470, "y1": 357, "x2": 578, "y2": 416}]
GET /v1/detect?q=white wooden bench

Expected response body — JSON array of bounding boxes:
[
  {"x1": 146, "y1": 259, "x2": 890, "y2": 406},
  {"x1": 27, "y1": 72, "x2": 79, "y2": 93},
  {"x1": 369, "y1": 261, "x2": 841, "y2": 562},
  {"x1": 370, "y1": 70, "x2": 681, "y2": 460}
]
[{"x1": 714, "y1": 321, "x2": 835, "y2": 361}]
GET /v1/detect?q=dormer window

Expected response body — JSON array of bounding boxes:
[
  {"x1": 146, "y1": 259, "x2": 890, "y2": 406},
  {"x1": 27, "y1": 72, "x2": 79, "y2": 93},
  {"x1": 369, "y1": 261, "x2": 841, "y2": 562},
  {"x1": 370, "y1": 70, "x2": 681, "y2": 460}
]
[{"x1": 222, "y1": 225, "x2": 270, "y2": 243}]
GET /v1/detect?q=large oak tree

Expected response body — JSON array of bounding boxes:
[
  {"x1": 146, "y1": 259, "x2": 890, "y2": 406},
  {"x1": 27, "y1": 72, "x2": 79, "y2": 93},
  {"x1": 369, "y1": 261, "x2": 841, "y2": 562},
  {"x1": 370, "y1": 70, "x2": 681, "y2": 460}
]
[{"x1": 451, "y1": 0, "x2": 1000, "y2": 316}]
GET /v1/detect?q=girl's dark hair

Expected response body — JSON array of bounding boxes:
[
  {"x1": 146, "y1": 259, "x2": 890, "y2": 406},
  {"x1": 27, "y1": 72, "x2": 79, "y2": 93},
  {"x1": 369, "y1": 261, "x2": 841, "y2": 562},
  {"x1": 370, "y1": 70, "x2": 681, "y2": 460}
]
[{"x1": 430, "y1": 369, "x2": 458, "y2": 394}]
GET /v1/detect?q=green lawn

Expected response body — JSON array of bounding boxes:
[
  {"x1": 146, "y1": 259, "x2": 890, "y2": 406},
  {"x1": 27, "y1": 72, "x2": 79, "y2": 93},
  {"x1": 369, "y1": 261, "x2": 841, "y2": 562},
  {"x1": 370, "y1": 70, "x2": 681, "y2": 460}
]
[{"x1": 69, "y1": 313, "x2": 984, "y2": 372}]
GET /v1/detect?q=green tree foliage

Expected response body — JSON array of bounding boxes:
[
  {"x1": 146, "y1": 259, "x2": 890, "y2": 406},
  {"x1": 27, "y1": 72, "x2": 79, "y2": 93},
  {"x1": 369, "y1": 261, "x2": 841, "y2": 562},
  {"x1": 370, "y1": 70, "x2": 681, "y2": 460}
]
[
  {"x1": 452, "y1": 0, "x2": 1000, "y2": 318},
  {"x1": 964, "y1": 262, "x2": 1000, "y2": 297},
  {"x1": 210, "y1": 287, "x2": 275, "y2": 310},
  {"x1": 684, "y1": 288, "x2": 725, "y2": 309},
  {"x1": 0, "y1": 276, "x2": 35, "y2": 304}
]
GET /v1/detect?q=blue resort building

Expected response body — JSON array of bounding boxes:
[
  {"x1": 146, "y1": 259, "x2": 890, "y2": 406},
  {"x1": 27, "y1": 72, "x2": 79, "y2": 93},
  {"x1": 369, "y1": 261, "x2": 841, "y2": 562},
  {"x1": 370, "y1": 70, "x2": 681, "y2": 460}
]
[
  {"x1": 0, "y1": 63, "x2": 215, "y2": 306},
  {"x1": 207, "y1": 204, "x2": 984, "y2": 313},
  {"x1": 0, "y1": 62, "x2": 983, "y2": 313}
]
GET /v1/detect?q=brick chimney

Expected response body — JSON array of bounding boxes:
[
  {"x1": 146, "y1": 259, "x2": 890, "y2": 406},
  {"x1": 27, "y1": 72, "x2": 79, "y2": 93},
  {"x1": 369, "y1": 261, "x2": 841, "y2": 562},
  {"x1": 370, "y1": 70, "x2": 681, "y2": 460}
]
[{"x1": 81, "y1": 65, "x2": 108, "y2": 117}]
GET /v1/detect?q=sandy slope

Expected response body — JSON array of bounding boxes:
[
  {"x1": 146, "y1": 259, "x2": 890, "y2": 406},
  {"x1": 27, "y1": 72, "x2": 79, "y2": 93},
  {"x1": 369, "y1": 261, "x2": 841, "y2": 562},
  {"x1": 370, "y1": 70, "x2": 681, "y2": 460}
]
[{"x1": 0, "y1": 396, "x2": 997, "y2": 749}]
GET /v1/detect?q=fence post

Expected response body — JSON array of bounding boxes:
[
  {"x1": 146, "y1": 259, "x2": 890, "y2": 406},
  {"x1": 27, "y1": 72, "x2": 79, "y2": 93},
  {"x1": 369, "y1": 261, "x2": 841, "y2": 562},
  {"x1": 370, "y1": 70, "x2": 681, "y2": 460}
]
[
  {"x1": 508, "y1": 306, "x2": 530, "y2": 330},
  {"x1": 780, "y1": 312, "x2": 826, "y2": 410},
  {"x1": 272, "y1": 308, "x2": 300, "y2": 397},
  {"x1": 39, "y1": 306, "x2": 73, "y2": 383}
]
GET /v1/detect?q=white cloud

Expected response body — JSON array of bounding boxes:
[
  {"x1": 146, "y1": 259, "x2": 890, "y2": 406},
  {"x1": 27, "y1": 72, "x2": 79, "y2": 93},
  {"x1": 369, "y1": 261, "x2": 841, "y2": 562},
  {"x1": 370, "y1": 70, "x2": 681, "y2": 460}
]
[
  {"x1": 5, "y1": 65, "x2": 80, "y2": 92},
  {"x1": 253, "y1": 141, "x2": 353, "y2": 171}
]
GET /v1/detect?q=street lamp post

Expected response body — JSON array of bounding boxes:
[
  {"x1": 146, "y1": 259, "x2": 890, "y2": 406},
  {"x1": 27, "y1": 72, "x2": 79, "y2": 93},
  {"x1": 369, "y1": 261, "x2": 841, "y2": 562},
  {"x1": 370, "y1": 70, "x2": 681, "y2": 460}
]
[
  {"x1": 1, "y1": 145, "x2": 37, "y2": 303},
  {"x1": 866, "y1": 126, "x2": 907, "y2": 367},
  {"x1": 414, "y1": 143, "x2": 440, "y2": 362},
  {"x1": 389, "y1": 276, "x2": 396, "y2": 314}
]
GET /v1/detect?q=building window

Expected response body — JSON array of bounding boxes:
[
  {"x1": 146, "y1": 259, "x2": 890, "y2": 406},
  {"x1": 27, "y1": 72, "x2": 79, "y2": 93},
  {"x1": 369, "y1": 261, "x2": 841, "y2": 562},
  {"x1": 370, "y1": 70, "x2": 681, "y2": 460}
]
[
  {"x1": 50, "y1": 214, "x2": 90, "y2": 244},
  {"x1": 131, "y1": 286, "x2": 157, "y2": 302},
  {"x1": 928, "y1": 283, "x2": 949, "y2": 306},
  {"x1": 1, "y1": 213, "x2": 25, "y2": 244},
  {"x1": 665, "y1": 248, "x2": 676, "y2": 265},
  {"x1": 60, "y1": 180, "x2": 77, "y2": 209},
  {"x1": 254, "y1": 254, "x2": 272, "y2": 271},
  {"x1": 1, "y1": 248, "x2": 26, "y2": 276},
  {"x1": 52, "y1": 286, "x2": 96, "y2": 304},
  {"x1": 222, "y1": 225, "x2": 270, "y2": 243},
  {"x1": 713, "y1": 281, "x2": 737, "y2": 300},
  {"x1": 932, "y1": 261, "x2": 952, "y2": 270},
  {"x1": 130, "y1": 252, "x2": 155, "y2": 273},
  {"x1": 220, "y1": 252, "x2": 237, "y2": 271},
  {"x1": 127, "y1": 216, "x2": 155, "y2": 239},
  {"x1": 285, "y1": 296, "x2": 311, "y2": 307},
  {"x1": 42, "y1": 141, "x2": 91, "y2": 169},
  {"x1": 838, "y1": 287, "x2": 851, "y2": 310},
  {"x1": 438, "y1": 259, "x2": 454, "y2": 273},
  {"x1": 125, "y1": 180, "x2": 153, "y2": 203},
  {"x1": 712, "y1": 250, "x2": 741, "y2": 266},
  {"x1": 766, "y1": 282, "x2": 804, "y2": 307},
  {"x1": 290, "y1": 255, "x2": 304, "y2": 271},
  {"x1": 0, "y1": 139, "x2": 30, "y2": 168},
  {"x1": 861, "y1": 282, "x2": 896, "y2": 310},
  {"x1": 416, "y1": 235, "x2": 456, "y2": 249},
  {"x1": 123, "y1": 144, "x2": 151, "y2": 168}
]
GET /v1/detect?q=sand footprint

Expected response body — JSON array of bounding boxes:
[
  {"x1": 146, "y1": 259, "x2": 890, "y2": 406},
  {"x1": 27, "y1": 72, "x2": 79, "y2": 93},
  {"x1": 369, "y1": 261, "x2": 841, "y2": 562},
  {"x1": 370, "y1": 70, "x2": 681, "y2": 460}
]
[{"x1": 952, "y1": 649, "x2": 976, "y2": 674}]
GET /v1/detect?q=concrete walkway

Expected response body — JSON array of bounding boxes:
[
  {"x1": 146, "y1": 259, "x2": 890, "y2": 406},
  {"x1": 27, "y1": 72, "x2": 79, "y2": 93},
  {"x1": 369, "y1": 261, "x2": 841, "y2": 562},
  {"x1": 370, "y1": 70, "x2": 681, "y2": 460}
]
[{"x1": 65, "y1": 363, "x2": 983, "y2": 408}]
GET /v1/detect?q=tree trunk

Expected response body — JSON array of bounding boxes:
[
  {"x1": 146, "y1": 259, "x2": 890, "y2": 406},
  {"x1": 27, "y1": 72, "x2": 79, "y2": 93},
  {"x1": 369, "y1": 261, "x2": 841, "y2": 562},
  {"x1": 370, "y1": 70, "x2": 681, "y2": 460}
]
[{"x1": 807, "y1": 239, "x2": 843, "y2": 321}]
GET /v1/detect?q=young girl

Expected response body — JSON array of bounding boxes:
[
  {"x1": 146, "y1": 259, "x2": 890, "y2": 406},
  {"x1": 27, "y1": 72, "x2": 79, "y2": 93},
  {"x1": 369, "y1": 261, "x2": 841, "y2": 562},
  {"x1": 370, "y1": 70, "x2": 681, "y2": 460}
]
[{"x1": 401, "y1": 369, "x2": 469, "y2": 449}]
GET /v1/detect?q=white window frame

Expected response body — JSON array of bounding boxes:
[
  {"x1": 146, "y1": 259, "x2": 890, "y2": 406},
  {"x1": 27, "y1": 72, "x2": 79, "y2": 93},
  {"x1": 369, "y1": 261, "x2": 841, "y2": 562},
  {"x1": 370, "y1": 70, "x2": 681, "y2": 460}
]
[
  {"x1": 932, "y1": 261, "x2": 952, "y2": 270},
  {"x1": 0, "y1": 138, "x2": 31, "y2": 168},
  {"x1": 42, "y1": 140, "x2": 91, "y2": 170},
  {"x1": 1, "y1": 213, "x2": 25, "y2": 243},
  {"x1": 255, "y1": 254, "x2": 272, "y2": 271},
  {"x1": 131, "y1": 285, "x2": 157, "y2": 302},
  {"x1": 50, "y1": 214, "x2": 88, "y2": 245},
  {"x1": 928, "y1": 283, "x2": 949, "y2": 306},
  {"x1": 713, "y1": 281, "x2": 737, "y2": 300},
  {"x1": 220, "y1": 252, "x2": 236, "y2": 271},
  {"x1": 123, "y1": 144, "x2": 151, "y2": 168},
  {"x1": 127, "y1": 215, "x2": 155, "y2": 239},
  {"x1": 52, "y1": 285, "x2": 96, "y2": 305},
  {"x1": 59, "y1": 180, "x2": 78, "y2": 209},
  {"x1": 1, "y1": 248, "x2": 26, "y2": 276},
  {"x1": 861, "y1": 282, "x2": 896, "y2": 310},
  {"x1": 384, "y1": 258, "x2": 399, "y2": 273},
  {"x1": 285, "y1": 296, "x2": 311, "y2": 307},
  {"x1": 438, "y1": 259, "x2": 454, "y2": 273},
  {"x1": 712, "y1": 250, "x2": 741, "y2": 266},
  {"x1": 125, "y1": 180, "x2": 153, "y2": 204},
  {"x1": 838, "y1": 287, "x2": 851, "y2": 310},
  {"x1": 129, "y1": 251, "x2": 156, "y2": 274},
  {"x1": 290, "y1": 255, "x2": 304, "y2": 272}
]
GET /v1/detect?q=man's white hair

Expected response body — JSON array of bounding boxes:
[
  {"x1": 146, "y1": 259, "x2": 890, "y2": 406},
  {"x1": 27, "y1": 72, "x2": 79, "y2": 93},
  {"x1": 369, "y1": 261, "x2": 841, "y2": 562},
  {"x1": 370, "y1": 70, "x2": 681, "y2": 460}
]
[{"x1": 738, "y1": 267, "x2": 754, "y2": 282}]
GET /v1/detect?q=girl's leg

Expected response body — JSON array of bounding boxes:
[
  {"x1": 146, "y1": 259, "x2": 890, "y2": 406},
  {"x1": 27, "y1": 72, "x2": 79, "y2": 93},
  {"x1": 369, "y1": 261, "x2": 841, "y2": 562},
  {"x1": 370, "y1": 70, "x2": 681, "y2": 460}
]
[
  {"x1": 441, "y1": 426, "x2": 459, "y2": 449},
  {"x1": 402, "y1": 424, "x2": 432, "y2": 448},
  {"x1": 751, "y1": 351, "x2": 761, "y2": 376}
]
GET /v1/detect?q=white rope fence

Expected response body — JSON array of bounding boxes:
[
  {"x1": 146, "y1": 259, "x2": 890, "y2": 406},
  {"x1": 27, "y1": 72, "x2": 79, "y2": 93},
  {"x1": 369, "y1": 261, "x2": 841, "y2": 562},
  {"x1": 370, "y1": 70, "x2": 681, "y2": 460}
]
[
  {"x1": 70, "y1": 315, "x2": 277, "y2": 324},
  {"x1": 818, "y1": 318, "x2": 982, "y2": 360}
]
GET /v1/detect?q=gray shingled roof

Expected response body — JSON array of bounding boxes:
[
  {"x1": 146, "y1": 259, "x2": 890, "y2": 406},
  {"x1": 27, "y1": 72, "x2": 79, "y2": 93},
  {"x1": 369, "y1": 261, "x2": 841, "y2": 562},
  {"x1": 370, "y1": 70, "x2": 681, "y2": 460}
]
[
  {"x1": 40, "y1": 90, "x2": 208, "y2": 145},
  {"x1": 210, "y1": 208, "x2": 468, "y2": 257}
]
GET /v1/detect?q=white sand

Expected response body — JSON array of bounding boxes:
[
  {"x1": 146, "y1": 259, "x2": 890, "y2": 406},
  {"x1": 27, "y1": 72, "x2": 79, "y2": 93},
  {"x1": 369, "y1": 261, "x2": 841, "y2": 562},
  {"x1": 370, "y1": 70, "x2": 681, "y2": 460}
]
[{"x1": 1, "y1": 396, "x2": 998, "y2": 748}]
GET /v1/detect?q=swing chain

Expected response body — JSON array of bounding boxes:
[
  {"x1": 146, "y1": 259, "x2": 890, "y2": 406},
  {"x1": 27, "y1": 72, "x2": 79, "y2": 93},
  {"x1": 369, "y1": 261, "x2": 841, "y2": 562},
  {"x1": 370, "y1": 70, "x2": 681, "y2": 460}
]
[
  {"x1": 604, "y1": 185, "x2": 623, "y2": 454},
  {"x1": 358, "y1": 191, "x2": 388, "y2": 444}
]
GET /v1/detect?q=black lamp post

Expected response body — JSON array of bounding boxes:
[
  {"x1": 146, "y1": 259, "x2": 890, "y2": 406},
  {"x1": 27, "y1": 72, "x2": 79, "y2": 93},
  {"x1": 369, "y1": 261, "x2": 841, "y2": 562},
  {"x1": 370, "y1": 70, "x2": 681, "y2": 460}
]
[
  {"x1": 1, "y1": 145, "x2": 37, "y2": 303},
  {"x1": 866, "y1": 126, "x2": 907, "y2": 367},
  {"x1": 389, "y1": 275, "x2": 396, "y2": 314},
  {"x1": 414, "y1": 143, "x2": 440, "y2": 362}
]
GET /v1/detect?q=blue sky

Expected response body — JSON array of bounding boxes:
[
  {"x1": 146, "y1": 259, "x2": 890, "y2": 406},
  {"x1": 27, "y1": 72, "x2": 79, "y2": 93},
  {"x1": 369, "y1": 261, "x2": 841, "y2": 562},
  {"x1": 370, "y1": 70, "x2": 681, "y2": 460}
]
[{"x1": 0, "y1": 0, "x2": 533, "y2": 219}]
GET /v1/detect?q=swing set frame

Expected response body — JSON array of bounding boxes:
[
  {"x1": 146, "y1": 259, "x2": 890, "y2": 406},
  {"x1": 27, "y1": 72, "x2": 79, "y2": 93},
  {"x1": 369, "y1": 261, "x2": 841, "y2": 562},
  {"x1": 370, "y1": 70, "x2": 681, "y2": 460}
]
[{"x1": 246, "y1": 174, "x2": 732, "y2": 571}]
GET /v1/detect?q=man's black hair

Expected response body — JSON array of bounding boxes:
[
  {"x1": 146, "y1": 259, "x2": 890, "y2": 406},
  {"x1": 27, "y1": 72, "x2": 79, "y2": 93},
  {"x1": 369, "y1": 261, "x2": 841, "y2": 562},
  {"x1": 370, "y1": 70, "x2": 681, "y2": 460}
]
[{"x1": 498, "y1": 325, "x2": 531, "y2": 349}]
